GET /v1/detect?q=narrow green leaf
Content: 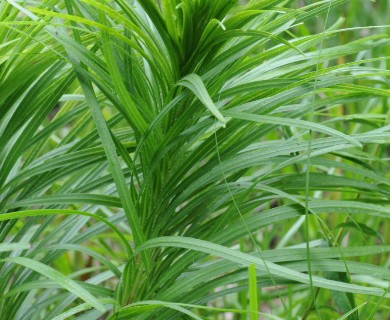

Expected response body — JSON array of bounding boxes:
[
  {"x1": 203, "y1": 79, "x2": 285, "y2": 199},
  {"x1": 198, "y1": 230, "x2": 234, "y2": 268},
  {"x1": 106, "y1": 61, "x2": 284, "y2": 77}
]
[
  {"x1": 65, "y1": 46, "x2": 147, "y2": 262},
  {"x1": 223, "y1": 110, "x2": 362, "y2": 147},
  {"x1": 5, "y1": 194, "x2": 122, "y2": 210},
  {"x1": 248, "y1": 264, "x2": 259, "y2": 320},
  {"x1": 0, "y1": 209, "x2": 132, "y2": 256},
  {"x1": 0, "y1": 243, "x2": 30, "y2": 252},
  {"x1": 2, "y1": 257, "x2": 105, "y2": 312},
  {"x1": 111, "y1": 300, "x2": 203, "y2": 320},
  {"x1": 51, "y1": 298, "x2": 118, "y2": 320},
  {"x1": 335, "y1": 222, "x2": 384, "y2": 242},
  {"x1": 177, "y1": 74, "x2": 227, "y2": 126},
  {"x1": 326, "y1": 271, "x2": 358, "y2": 320},
  {"x1": 337, "y1": 303, "x2": 367, "y2": 320},
  {"x1": 136, "y1": 237, "x2": 389, "y2": 298}
]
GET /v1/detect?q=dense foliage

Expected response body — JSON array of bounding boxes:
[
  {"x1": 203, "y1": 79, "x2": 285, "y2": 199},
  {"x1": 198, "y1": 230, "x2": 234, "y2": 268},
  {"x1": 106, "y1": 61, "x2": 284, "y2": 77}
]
[{"x1": 0, "y1": 0, "x2": 390, "y2": 319}]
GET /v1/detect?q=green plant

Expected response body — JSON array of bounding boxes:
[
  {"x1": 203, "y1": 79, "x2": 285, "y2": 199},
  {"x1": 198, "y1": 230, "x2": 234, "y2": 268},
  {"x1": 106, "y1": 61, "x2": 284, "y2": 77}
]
[{"x1": 1, "y1": 0, "x2": 390, "y2": 319}]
